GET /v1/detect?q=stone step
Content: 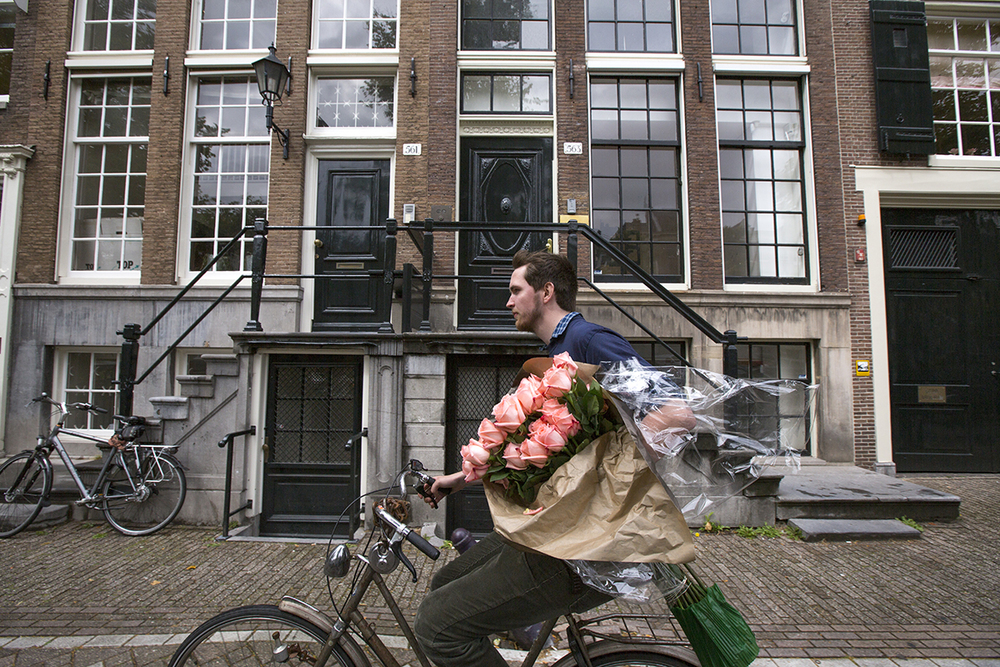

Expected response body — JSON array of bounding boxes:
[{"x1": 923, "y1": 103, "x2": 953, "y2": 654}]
[
  {"x1": 775, "y1": 469, "x2": 960, "y2": 523},
  {"x1": 788, "y1": 518, "x2": 922, "y2": 542}
]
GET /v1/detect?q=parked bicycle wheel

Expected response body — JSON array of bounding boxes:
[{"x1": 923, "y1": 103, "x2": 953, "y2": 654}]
[
  {"x1": 0, "y1": 452, "x2": 52, "y2": 538},
  {"x1": 169, "y1": 605, "x2": 358, "y2": 667},
  {"x1": 101, "y1": 451, "x2": 186, "y2": 536},
  {"x1": 556, "y1": 649, "x2": 698, "y2": 667}
]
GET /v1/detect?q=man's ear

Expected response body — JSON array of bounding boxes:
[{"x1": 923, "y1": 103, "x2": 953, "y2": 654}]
[{"x1": 541, "y1": 282, "x2": 556, "y2": 304}]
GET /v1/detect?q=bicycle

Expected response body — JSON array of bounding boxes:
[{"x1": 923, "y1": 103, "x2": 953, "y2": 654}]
[
  {"x1": 0, "y1": 393, "x2": 186, "y2": 538},
  {"x1": 168, "y1": 459, "x2": 699, "y2": 667}
]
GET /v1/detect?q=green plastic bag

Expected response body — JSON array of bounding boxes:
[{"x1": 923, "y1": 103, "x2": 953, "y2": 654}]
[{"x1": 670, "y1": 578, "x2": 759, "y2": 667}]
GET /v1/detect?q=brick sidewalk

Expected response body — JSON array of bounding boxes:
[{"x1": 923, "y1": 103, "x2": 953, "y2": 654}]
[{"x1": 1, "y1": 475, "x2": 998, "y2": 665}]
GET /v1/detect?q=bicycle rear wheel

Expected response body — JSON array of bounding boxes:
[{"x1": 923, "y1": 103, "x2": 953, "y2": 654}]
[
  {"x1": 0, "y1": 452, "x2": 52, "y2": 538},
  {"x1": 169, "y1": 605, "x2": 358, "y2": 667},
  {"x1": 102, "y1": 451, "x2": 186, "y2": 536}
]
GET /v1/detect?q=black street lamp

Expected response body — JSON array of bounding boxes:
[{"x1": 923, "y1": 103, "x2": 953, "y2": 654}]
[{"x1": 253, "y1": 44, "x2": 292, "y2": 159}]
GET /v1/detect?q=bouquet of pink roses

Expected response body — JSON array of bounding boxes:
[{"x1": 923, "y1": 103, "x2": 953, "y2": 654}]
[{"x1": 460, "y1": 352, "x2": 619, "y2": 504}]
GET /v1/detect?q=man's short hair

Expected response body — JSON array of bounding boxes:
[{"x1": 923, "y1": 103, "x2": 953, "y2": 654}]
[{"x1": 511, "y1": 250, "x2": 577, "y2": 311}]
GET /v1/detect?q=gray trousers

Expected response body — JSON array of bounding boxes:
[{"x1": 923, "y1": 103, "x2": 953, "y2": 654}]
[{"x1": 413, "y1": 532, "x2": 611, "y2": 667}]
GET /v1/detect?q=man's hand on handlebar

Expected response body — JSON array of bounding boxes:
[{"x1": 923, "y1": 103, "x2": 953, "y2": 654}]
[{"x1": 419, "y1": 471, "x2": 468, "y2": 508}]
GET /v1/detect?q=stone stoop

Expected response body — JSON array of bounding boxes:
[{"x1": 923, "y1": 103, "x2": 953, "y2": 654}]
[
  {"x1": 147, "y1": 353, "x2": 242, "y2": 526},
  {"x1": 774, "y1": 467, "x2": 961, "y2": 540}
]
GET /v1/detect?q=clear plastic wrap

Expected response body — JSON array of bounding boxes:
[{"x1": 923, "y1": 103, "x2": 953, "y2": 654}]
[
  {"x1": 566, "y1": 559, "x2": 689, "y2": 603},
  {"x1": 600, "y1": 359, "x2": 815, "y2": 521}
]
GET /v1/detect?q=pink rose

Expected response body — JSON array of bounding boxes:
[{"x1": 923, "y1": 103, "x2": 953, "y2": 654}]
[
  {"x1": 477, "y1": 418, "x2": 506, "y2": 449},
  {"x1": 503, "y1": 443, "x2": 528, "y2": 470},
  {"x1": 492, "y1": 394, "x2": 527, "y2": 433},
  {"x1": 541, "y1": 398, "x2": 581, "y2": 437},
  {"x1": 514, "y1": 375, "x2": 545, "y2": 415},
  {"x1": 462, "y1": 441, "x2": 492, "y2": 467},
  {"x1": 541, "y1": 365, "x2": 574, "y2": 399},
  {"x1": 519, "y1": 437, "x2": 551, "y2": 467},
  {"x1": 551, "y1": 352, "x2": 579, "y2": 374},
  {"x1": 462, "y1": 458, "x2": 488, "y2": 483},
  {"x1": 528, "y1": 419, "x2": 568, "y2": 453}
]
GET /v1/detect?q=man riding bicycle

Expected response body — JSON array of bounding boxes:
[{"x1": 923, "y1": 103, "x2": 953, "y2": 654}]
[{"x1": 415, "y1": 250, "x2": 694, "y2": 667}]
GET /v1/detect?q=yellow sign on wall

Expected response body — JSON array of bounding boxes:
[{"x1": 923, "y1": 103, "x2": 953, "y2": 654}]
[
  {"x1": 559, "y1": 215, "x2": 589, "y2": 226},
  {"x1": 856, "y1": 360, "x2": 871, "y2": 377}
]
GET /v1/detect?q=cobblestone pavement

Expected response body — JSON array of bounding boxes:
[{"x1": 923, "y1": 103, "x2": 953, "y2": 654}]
[{"x1": 0, "y1": 475, "x2": 997, "y2": 666}]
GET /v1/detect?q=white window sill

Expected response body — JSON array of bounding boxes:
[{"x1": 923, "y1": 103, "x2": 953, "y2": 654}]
[{"x1": 927, "y1": 154, "x2": 1000, "y2": 169}]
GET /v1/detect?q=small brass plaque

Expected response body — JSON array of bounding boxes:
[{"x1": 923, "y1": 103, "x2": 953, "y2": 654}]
[
  {"x1": 336, "y1": 262, "x2": 364, "y2": 270},
  {"x1": 918, "y1": 386, "x2": 947, "y2": 403},
  {"x1": 491, "y1": 267, "x2": 514, "y2": 276}
]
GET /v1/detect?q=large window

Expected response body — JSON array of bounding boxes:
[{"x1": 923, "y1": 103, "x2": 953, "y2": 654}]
[
  {"x1": 589, "y1": 77, "x2": 683, "y2": 282},
  {"x1": 928, "y1": 16, "x2": 1000, "y2": 157},
  {"x1": 315, "y1": 0, "x2": 397, "y2": 49},
  {"x1": 199, "y1": 0, "x2": 276, "y2": 50},
  {"x1": 716, "y1": 78, "x2": 807, "y2": 284},
  {"x1": 57, "y1": 350, "x2": 119, "y2": 430},
  {"x1": 314, "y1": 77, "x2": 395, "y2": 128},
  {"x1": 82, "y1": 0, "x2": 155, "y2": 51},
  {"x1": 587, "y1": 0, "x2": 675, "y2": 53},
  {"x1": 0, "y1": 3, "x2": 13, "y2": 99},
  {"x1": 68, "y1": 77, "x2": 150, "y2": 273},
  {"x1": 461, "y1": 73, "x2": 551, "y2": 113},
  {"x1": 189, "y1": 76, "x2": 269, "y2": 273},
  {"x1": 461, "y1": 0, "x2": 550, "y2": 50},
  {"x1": 711, "y1": 0, "x2": 797, "y2": 56}
]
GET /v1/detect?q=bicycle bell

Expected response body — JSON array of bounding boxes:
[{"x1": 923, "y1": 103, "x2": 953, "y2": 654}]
[{"x1": 324, "y1": 543, "x2": 352, "y2": 578}]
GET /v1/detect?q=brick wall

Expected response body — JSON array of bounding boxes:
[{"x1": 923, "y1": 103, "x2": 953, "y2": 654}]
[
  {"x1": 141, "y1": 0, "x2": 190, "y2": 285},
  {"x1": 426, "y1": 0, "x2": 458, "y2": 277},
  {"x1": 12, "y1": 0, "x2": 73, "y2": 284},
  {"x1": 832, "y1": 0, "x2": 926, "y2": 468},
  {"x1": 678, "y1": 0, "x2": 723, "y2": 290}
]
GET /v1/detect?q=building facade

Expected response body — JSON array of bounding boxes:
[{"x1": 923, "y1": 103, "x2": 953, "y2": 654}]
[{"x1": 1, "y1": 0, "x2": 996, "y2": 536}]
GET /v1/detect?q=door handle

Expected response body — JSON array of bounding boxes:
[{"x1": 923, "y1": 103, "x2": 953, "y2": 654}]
[{"x1": 314, "y1": 238, "x2": 324, "y2": 248}]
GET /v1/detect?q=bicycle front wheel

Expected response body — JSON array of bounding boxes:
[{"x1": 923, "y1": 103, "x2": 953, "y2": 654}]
[
  {"x1": 0, "y1": 452, "x2": 52, "y2": 538},
  {"x1": 102, "y1": 451, "x2": 186, "y2": 536},
  {"x1": 169, "y1": 605, "x2": 359, "y2": 667}
]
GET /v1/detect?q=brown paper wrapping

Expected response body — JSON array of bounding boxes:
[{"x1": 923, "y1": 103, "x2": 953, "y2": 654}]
[{"x1": 485, "y1": 425, "x2": 695, "y2": 564}]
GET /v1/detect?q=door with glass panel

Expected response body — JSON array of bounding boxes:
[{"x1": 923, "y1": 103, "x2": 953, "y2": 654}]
[{"x1": 261, "y1": 356, "x2": 363, "y2": 537}]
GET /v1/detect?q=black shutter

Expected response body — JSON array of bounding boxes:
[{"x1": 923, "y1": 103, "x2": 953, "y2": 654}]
[{"x1": 870, "y1": 0, "x2": 936, "y2": 154}]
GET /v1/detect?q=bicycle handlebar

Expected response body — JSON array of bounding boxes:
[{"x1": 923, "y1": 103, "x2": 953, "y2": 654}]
[
  {"x1": 374, "y1": 504, "x2": 440, "y2": 561},
  {"x1": 32, "y1": 393, "x2": 107, "y2": 415}
]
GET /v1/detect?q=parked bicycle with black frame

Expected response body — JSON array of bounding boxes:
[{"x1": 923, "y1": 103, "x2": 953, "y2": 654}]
[{"x1": 0, "y1": 393, "x2": 186, "y2": 537}]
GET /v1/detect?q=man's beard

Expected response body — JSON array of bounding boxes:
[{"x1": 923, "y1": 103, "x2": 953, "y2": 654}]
[{"x1": 513, "y1": 297, "x2": 542, "y2": 333}]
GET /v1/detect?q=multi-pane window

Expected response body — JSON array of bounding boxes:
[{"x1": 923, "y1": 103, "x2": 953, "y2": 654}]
[
  {"x1": 190, "y1": 76, "x2": 268, "y2": 272},
  {"x1": 711, "y1": 0, "x2": 797, "y2": 56},
  {"x1": 83, "y1": 0, "x2": 156, "y2": 51},
  {"x1": 462, "y1": 0, "x2": 550, "y2": 50},
  {"x1": 736, "y1": 342, "x2": 811, "y2": 451},
  {"x1": 70, "y1": 77, "x2": 150, "y2": 273},
  {"x1": 461, "y1": 73, "x2": 552, "y2": 113},
  {"x1": 589, "y1": 77, "x2": 683, "y2": 282},
  {"x1": 316, "y1": 0, "x2": 397, "y2": 49},
  {"x1": 587, "y1": 0, "x2": 675, "y2": 53},
  {"x1": 0, "y1": 4, "x2": 13, "y2": 98},
  {"x1": 199, "y1": 0, "x2": 276, "y2": 50},
  {"x1": 717, "y1": 78, "x2": 807, "y2": 283},
  {"x1": 60, "y1": 350, "x2": 119, "y2": 430},
  {"x1": 315, "y1": 77, "x2": 395, "y2": 128},
  {"x1": 928, "y1": 17, "x2": 1000, "y2": 157}
]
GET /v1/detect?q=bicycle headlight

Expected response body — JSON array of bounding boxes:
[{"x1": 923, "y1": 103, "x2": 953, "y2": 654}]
[{"x1": 324, "y1": 544, "x2": 352, "y2": 578}]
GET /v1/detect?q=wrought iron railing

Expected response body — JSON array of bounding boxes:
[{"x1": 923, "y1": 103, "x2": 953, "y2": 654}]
[{"x1": 116, "y1": 217, "x2": 742, "y2": 418}]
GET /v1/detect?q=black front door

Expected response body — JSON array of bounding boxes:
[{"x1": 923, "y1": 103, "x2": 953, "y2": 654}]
[
  {"x1": 261, "y1": 356, "x2": 363, "y2": 537},
  {"x1": 883, "y1": 209, "x2": 1000, "y2": 473},
  {"x1": 313, "y1": 160, "x2": 391, "y2": 331},
  {"x1": 458, "y1": 138, "x2": 552, "y2": 329}
]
